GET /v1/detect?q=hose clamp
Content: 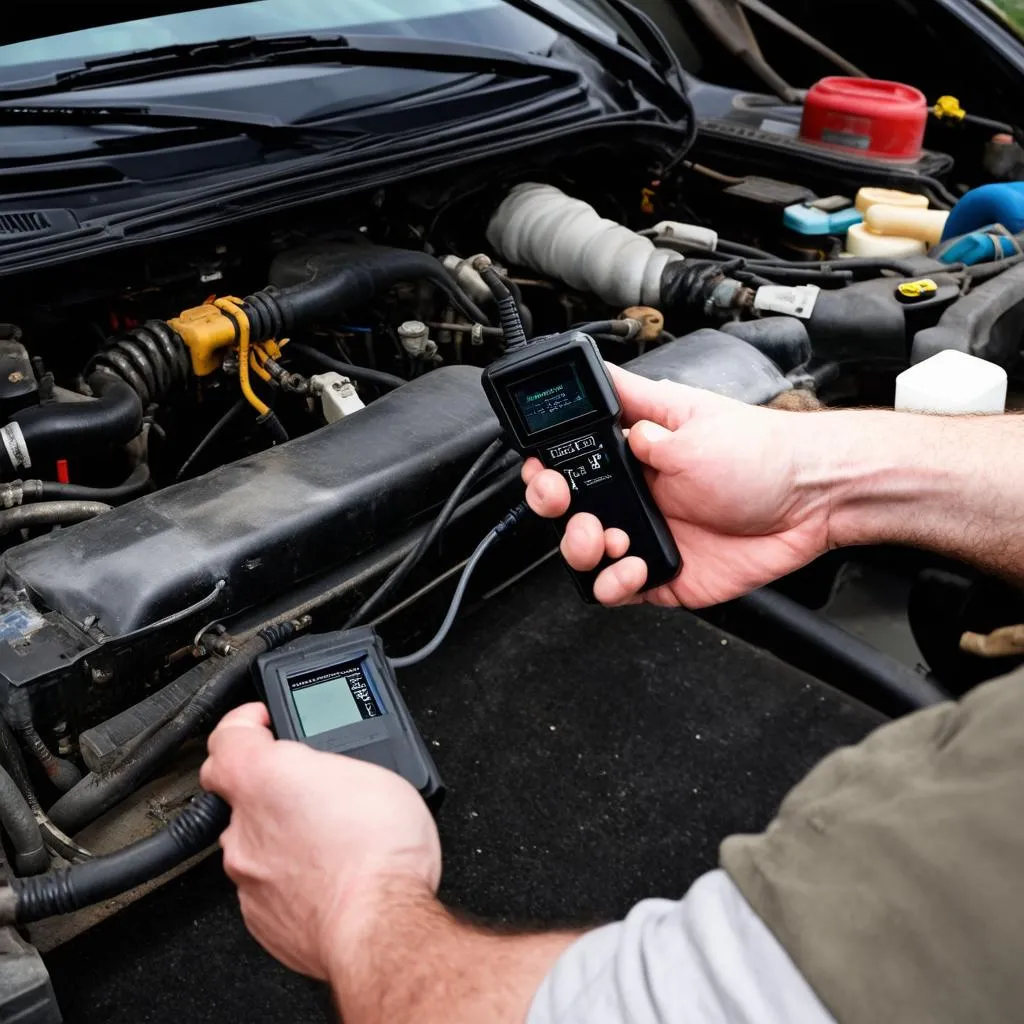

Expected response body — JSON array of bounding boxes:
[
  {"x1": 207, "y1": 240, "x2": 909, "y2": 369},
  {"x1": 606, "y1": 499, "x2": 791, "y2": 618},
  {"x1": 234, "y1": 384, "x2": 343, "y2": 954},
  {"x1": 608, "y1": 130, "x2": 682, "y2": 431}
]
[{"x1": 0, "y1": 423, "x2": 30, "y2": 472}]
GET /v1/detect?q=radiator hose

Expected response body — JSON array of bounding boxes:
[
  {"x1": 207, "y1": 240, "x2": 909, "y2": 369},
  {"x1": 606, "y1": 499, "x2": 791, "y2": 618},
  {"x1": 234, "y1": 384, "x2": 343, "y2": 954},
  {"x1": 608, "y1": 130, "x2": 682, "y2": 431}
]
[
  {"x1": 0, "y1": 371, "x2": 143, "y2": 479},
  {"x1": 0, "y1": 791, "x2": 229, "y2": 925}
]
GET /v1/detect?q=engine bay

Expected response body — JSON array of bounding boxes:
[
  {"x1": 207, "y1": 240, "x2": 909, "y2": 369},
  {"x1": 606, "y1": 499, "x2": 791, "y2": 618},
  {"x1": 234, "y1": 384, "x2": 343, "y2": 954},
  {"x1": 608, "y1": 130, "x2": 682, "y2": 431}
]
[{"x1": 0, "y1": 72, "x2": 1024, "y2": 934}]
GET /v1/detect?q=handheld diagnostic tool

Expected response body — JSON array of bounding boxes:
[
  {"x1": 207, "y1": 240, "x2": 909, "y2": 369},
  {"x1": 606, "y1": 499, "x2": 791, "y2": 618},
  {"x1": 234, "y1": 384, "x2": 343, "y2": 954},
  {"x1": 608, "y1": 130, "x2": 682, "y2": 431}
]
[
  {"x1": 255, "y1": 628, "x2": 443, "y2": 805},
  {"x1": 482, "y1": 330, "x2": 682, "y2": 600}
]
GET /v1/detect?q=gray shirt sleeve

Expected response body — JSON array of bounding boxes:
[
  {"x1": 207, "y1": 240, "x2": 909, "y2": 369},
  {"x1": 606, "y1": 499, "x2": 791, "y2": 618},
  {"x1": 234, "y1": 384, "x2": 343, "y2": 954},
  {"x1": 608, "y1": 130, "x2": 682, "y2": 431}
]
[{"x1": 526, "y1": 869, "x2": 834, "y2": 1024}]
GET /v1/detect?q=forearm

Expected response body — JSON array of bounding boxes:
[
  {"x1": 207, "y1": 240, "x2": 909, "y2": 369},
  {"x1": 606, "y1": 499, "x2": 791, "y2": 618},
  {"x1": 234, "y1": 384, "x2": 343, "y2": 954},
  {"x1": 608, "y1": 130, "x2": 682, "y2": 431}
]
[
  {"x1": 819, "y1": 409, "x2": 1024, "y2": 580},
  {"x1": 330, "y1": 880, "x2": 581, "y2": 1024}
]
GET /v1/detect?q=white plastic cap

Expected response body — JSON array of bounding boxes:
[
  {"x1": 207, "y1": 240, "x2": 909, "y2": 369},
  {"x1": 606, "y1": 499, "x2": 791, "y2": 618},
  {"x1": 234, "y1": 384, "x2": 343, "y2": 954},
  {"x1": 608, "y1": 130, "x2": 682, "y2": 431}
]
[{"x1": 896, "y1": 350, "x2": 1007, "y2": 414}]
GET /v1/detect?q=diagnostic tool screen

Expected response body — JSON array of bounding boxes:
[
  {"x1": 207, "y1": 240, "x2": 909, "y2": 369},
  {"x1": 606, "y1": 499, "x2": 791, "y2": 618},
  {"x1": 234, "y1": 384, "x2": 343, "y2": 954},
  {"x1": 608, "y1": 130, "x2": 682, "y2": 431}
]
[
  {"x1": 510, "y1": 363, "x2": 595, "y2": 434},
  {"x1": 287, "y1": 658, "x2": 383, "y2": 738}
]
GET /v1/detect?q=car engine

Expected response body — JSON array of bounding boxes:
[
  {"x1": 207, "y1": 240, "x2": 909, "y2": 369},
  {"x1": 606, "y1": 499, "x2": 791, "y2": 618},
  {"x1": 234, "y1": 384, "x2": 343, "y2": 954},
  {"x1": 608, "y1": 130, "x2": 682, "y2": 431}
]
[{"x1": 0, "y1": 95, "x2": 1021, "y2": 888}]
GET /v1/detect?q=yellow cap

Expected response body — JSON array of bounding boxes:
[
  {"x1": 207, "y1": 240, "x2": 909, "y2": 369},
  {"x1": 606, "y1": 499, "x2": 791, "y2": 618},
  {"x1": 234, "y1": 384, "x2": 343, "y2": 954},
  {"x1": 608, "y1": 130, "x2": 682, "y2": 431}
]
[
  {"x1": 897, "y1": 279, "x2": 939, "y2": 299},
  {"x1": 855, "y1": 187, "x2": 930, "y2": 214}
]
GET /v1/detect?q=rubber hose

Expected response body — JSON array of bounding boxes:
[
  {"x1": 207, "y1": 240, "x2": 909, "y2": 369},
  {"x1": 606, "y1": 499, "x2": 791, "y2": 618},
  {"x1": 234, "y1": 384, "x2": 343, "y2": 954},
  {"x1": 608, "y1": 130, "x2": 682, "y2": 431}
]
[
  {"x1": 0, "y1": 372, "x2": 142, "y2": 478},
  {"x1": 0, "y1": 502, "x2": 110, "y2": 537},
  {"x1": 287, "y1": 345, "x2": 406, "y2": 391},
  {"x1": 737, "y1": 588, "x2": 949, "y2": 711},
  {"x1": 15, "y1": 719, "x2": 82, "y2": 792},
  {"x1": 0, "y1": 718, "x2": 91, "y2": 863},
  {"x1": 35, "y1": 464, "x2": 151, "y2": 504},
  {"x1": 0, "y1": 792, "x2": 229, "y2": 924},
  {"x1": 48, "y1": 626, "x2": 298, "y2": 836},
  {"x1": 0, "y1": 766, "x2": 48, "y2": 876}
]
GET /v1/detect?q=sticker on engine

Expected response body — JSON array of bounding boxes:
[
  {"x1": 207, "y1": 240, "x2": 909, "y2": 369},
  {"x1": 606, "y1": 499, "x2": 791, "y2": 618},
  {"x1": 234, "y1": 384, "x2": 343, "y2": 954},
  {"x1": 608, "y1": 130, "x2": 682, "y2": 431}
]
[
  {"x1": 754, "y1": 284, "x2": 821, "y2": 319},
  {"x1": 0, "y1": 606, "x2": 46, "y2": 643}
]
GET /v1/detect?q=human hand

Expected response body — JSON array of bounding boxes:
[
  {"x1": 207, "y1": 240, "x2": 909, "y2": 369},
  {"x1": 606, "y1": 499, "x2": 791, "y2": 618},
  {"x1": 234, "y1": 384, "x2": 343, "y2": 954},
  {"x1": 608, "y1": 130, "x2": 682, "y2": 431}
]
[
  {"x1": 523, "y1": 365, "x2": 835, "y2": 608},
  {"x1": 200, "y1": 703, "x2": 441, "y2": 980}
]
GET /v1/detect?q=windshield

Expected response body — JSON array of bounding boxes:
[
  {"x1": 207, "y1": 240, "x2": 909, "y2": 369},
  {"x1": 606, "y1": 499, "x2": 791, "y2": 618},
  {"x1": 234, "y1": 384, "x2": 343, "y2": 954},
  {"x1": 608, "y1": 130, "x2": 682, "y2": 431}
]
[{"x1": 0, "y1": 0, "x2": 633, "y2": 72}]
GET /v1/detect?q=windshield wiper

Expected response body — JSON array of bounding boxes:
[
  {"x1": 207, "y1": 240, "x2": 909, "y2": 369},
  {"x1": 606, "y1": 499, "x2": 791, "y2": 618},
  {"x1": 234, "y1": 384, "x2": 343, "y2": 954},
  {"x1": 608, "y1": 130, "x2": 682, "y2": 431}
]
[
  {"x1": 0, "y1": 102, "x2": 368, "y2": 142},
  {"x1": 0, "y1": 34, "x2": 577, "y2": 102}
]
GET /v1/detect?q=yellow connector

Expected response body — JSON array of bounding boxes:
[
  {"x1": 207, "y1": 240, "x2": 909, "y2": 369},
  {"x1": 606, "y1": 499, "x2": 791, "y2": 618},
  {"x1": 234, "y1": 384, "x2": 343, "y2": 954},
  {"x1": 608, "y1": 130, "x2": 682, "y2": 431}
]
[
  {"x1": 167, "y1": 302, "x2": 237, "y2": 377},
  {"x1": 933, "y1": 95, "x2": 966, "y2": 122},
  {"x1": 215, "y1": 297, "x2": 270, "y2": 417}
]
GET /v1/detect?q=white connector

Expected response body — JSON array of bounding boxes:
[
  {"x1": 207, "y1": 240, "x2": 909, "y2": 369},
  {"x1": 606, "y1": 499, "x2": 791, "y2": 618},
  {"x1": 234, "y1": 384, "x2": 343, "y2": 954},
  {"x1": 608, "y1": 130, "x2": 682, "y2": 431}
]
[{"x1": 310, "y1": 372, "x2": 365, "y2": 424}]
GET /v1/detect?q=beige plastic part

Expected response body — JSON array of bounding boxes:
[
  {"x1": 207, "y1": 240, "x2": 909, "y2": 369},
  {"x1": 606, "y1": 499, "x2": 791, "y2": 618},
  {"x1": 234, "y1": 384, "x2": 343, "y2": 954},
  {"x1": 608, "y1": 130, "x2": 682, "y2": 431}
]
[
  {"x1": 855, "y1": 187, "x2": 930, "y2": 213},
  {"x1": 846, "y1": 223, "x2": 927, "y2": 258},
  {"x1": 865, "y1": 205, "x2": 950, "y2": 245}
]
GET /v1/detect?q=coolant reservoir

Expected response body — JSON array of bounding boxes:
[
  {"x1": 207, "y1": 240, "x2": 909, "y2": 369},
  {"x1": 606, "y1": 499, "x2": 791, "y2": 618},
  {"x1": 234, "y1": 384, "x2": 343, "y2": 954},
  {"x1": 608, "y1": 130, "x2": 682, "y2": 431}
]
[
  {"x1": 896, "y1": 350, "x2": 1007, "y2": 414},
  {"x1": 864, "y1": 205, "x2": 949, "y2": 245}
]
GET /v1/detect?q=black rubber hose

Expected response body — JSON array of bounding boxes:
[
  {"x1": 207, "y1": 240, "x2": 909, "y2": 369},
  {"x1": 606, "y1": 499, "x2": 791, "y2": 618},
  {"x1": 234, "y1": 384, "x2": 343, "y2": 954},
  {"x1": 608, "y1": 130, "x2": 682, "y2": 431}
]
[
  {"x1": 244, "y1": 245, "x2": 494, "y2": 338},
  {"x1": 0, "y1": 501, "x2": 110, "y2": 537},
  {"x1": 0, "y1": 718, "x2": 91, "y2": 863},
  {"x1": 35, "y1": 464, "x2": 151, "y2": 504},
  {"x1": 11, "y1": 716, "x2": 82, "y2": 793},
  {"x1": 0, "y1": 371, "x2": 143, "y2": 478},
  {"x1": 737, "y1": 588, "x2": 949, "y2": 711},
  {"x1": 343, "y1": 437, "x2": 508, "y2": 629},
  {"x1": 0, "y1": 766, "x2": 48, "y2": 876},
  {"x1": 0, "y1": 791, "x2": 229, "y2": 924},
  {"x1": 287, "y1": 345, "x2": 406, "y2": 391},
  {"x1": 48, "y1": 624, "x2": 301, "y2": 836}
]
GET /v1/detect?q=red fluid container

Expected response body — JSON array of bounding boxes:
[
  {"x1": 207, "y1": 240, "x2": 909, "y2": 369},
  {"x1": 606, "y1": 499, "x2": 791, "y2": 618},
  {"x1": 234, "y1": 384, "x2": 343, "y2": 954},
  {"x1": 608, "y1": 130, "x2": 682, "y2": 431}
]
[{"x1": 800, "y1": 77, "x2": 928, "y2": 161}]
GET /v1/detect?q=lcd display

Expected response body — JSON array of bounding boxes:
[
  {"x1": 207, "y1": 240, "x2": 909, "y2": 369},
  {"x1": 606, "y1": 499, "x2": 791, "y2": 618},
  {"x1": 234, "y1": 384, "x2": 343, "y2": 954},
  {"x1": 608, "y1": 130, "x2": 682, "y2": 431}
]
[
  {"x1": 510, "y1": 363, "x2": 595, "y2": 434},
  {"x1": 288, "y1": 658, "x2": 383, "y2": 738}
]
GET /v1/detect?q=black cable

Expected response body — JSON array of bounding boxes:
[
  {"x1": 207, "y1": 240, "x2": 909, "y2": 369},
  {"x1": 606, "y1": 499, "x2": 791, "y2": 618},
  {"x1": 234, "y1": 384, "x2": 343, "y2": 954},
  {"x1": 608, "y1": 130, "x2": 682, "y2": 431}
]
[
  {"x1": 739, "y1": 265, "x2": 853, "y2": 287},
  {"x1": 0, "y1": 791, "x2": 229, "y2": 925},
  {"x1": 717, "y1": 238, "x2": 779, "y2": 261},
  {"x1": 505, "y1": 277, "x2": 534, "y2": 339},
  {"x1": 966, "y1": 251, "x2": 1024, "y2": 281},
  {"x1": 389, "y1": 531, "x2": 500, "y2": 670},
  {"x1": 36, "y1": 464, "x2": 151, "y2": 504},
  {"x1": 477, "y1": 262, "x2": 527, "y2": 351},
  {"x1": 176, "y1": 399, "x2": 249, "y2": 482},
  {"x1": 389, "y1": 502, "x2": 530, "y2": 670},
  {"x1": 287, "y1": 345, "x2": 407, "y2": 391},
  {"x1": 572, "y1": 320, "x2": 638, "y2": 338},
  {"x1": 343, "y1": 437, "x2": 508, "y2": 629}
]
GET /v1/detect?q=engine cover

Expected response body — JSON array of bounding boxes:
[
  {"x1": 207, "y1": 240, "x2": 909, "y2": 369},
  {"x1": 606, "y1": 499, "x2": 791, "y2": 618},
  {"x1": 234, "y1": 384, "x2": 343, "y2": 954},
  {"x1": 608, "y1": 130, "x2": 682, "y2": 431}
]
[{"x1": 0, "y1": 332, "x2": 795, "y2": 703}]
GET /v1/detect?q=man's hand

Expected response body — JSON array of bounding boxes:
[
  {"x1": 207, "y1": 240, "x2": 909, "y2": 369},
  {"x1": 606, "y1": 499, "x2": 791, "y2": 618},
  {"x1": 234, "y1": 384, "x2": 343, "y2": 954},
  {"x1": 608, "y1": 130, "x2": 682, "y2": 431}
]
[
  {"x1": 524, "y1": 365, "x2": 834, "y2": 608},
  {"x1": 202, "y1": 704, "x2": 579, "y2": 1023},
  {"x1": 200, "y1": 703, "x2": 441, "y2": 981}
]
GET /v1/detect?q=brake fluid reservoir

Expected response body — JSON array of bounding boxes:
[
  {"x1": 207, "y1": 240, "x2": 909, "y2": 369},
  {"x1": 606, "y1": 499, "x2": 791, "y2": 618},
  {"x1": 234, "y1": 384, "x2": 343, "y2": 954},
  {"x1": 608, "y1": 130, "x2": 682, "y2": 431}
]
[
  {"x1": 846, "y1": 223, "x2": 926, "y2": 258},
  {"x1": 896, "y1": 350, "x2": 1007, "y2": 414},
  {"x1": 855, "y1": 187, "x2": 929, "y2": 213}
]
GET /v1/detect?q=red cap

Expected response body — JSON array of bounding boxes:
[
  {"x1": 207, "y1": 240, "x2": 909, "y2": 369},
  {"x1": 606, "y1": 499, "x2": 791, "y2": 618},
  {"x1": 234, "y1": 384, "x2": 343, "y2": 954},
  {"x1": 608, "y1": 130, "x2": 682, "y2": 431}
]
[{"x1": 801, "y1": 77, "x2": 928, "y2": 162}]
